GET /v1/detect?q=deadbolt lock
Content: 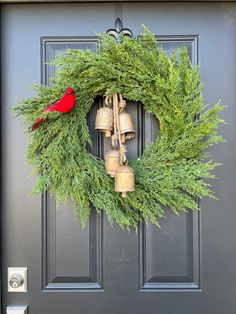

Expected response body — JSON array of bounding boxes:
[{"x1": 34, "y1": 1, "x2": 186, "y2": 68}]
[
  {"x1": 8, "y1": 268, "x2": 27, "y2": 292},
  {"x1": 9, "y1": 273, "x2": 24, "y2": 289}
]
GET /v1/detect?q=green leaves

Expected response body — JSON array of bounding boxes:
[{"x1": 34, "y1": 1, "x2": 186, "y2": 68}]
[{"x1": 14, "y1": 27, "x2": 224, "y2": 229}]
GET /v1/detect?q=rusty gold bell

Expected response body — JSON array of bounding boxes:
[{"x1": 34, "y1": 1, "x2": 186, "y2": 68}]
[
  {"x1": 105, "y1": 150, "x2": 120, "y2": 177},
  {"x1": 115, "y1": 165, "x2": 135, "y2": 198},
  {"x1": 95, "y1": 107, "x2": 113, "y2": 137},
  {"x1": 119, "y1": 112, "x2": 135, "y2": 143}
]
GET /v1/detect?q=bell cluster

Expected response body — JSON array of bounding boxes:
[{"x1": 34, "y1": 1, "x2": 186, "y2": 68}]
[{"x1": 95, "y1": 93, "x2": 135, "y2": 198}]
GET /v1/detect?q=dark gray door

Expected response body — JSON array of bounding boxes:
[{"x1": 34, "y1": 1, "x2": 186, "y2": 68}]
[{"x1": 1, "y1": 2, "x2": 236, "y2": 314}]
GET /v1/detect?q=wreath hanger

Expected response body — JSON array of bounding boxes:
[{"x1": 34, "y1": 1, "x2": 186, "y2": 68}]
[{"x1": 106, "y1": 17, "x2": 133, "y2": 41}]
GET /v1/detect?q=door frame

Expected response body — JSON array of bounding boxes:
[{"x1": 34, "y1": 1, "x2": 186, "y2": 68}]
[{"x1": 1, "y1": 1, "x2": 235, "y2": 313}]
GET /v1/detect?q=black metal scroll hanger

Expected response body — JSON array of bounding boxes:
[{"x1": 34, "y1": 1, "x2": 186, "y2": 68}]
[{"x1": 106, "y1": 17, "x2": 133, "y2": 42}]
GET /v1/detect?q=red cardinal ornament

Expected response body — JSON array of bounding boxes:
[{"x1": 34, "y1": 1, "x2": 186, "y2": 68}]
[{"x1": 32, "y1": 86, "x2": 75, "y2": 131}]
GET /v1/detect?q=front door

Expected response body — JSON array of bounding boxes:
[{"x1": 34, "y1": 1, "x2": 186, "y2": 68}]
[{"x1": 1, "y1": 2, "x2": 236, "y2": 314}]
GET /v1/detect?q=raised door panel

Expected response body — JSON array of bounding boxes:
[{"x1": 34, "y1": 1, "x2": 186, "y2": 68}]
[
  {"x1": 140, "y1": 37, "x2": 200, "y2": 291},
  {"x1": 41, "y1": 38, "x2": 102, "y2": 290}
]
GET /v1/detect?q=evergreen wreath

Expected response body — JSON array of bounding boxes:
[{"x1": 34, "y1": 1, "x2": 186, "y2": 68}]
[{"x1": 14, "y1": 28, "x2": 224, "y2": 230}]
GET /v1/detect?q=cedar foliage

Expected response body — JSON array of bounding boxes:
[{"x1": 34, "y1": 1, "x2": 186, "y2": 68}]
[{"x1": 14, "y1": 28, "x2": 224, "y2": 230}]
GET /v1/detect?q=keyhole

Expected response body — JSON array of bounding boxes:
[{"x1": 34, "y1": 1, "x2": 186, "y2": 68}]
[{"x1": 9, "y1": 273, "x2": 24, "y2": 289}]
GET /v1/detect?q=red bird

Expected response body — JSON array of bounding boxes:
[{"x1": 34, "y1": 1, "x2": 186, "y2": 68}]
[{"x1": 32, "y1": 86, "x2": 75, "y2": 131}]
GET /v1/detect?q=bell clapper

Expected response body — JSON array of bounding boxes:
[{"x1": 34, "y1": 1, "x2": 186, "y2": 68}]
[
  {"x1": 105, "y1": 130, "x2": 112, "y2": 137},
  {"x1": 121, "y1": 133, "x2": 126, "y2": 143}
]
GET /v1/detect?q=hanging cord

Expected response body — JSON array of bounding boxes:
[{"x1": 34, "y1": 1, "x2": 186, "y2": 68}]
[
  {"x1": 105, "y1": 95, "x2": 118, "y2": 148},
  {"x1": 119, "y1": 144, "x2": 127, "y2": 165},
  {"x1": 114, "y1": 93, "x2": 122, "y2": 146},
  {"x1": 106, "y1": 93, "x2": 127, "y2": 164},
  {"x1": 111, "y1": 94, "x2": 118, "y2": 149},
  {"x1": 113, "y1": 93, "x2": 127, "y2": 165},
  {"x1": 118, "y1": 93, "x2": 126, "y2": 113},
  {"x1": 104, "y1": 95, "x2": 113, "y2": 107}
]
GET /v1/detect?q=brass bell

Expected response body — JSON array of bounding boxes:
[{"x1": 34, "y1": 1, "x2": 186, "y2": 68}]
[
  {"x1": 119, "y1": 112, "x2": 135, "y2": 143},
  {"x1": 105, "y1": 150, "x2": 120, "y2": 177},
  {"x1": 115, "y1": 165, "x2": 135, "y2": 198},
  {"x1": 95, "y1": 107, "x2": 113, "y2": 137}
]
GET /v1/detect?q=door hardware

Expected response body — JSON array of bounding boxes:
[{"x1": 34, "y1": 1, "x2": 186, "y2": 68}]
[
  {"x1": 106, "y1": 17, "x2": 133, "y2": 41},
  {"x1": 8, "y1": 268, "x2": 27, "y2": 292},
  {"x1": 9, "y1": 273, "x2": 24, "y2": 289},
  {"x1": 6, "y1": 306, "x2": 28, "y2": 314}
]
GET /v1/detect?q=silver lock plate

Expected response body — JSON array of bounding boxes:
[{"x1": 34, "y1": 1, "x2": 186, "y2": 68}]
[
  {"x1": 8, "y1": 268, "x2": 27, "y2": 292},
  {"x1": 6, "y1": 306, "x2": 27, "y2": 314}
]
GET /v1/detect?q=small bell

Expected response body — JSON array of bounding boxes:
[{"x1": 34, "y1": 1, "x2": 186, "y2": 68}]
[
  {"x1": 115, "y1": 165, "x2": 135, "y2": 198},
  {"x1": 119, "y1": 112, "x2": 135, "y2": 143},
  {"x1": 105, "y1": 150, "x2": 120, "y2": 177},
  {"x1": 95, "y1": 107, "x2": 113, "y2": 137}
]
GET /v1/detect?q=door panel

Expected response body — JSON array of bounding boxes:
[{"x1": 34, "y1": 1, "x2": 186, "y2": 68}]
[
  {"x1": 42, "y1": 37, "x2": 103, "y2": 291},
  {"x1": 140, "y1": 37, "x2": 200, "y2": 291},
  {"x1": 43, "y1": 199, "x2": 102, "y2": 290},
  {"x1": 1, "y1": 3, "x2": 236, "y2": 314}
]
